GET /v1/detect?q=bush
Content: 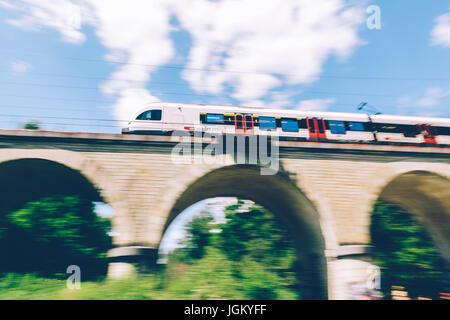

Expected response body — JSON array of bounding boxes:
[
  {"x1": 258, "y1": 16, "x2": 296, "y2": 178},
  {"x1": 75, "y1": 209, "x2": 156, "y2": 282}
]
[
  {"x1": 0, "y1": 196, "x2": 112, "y2": 279},
  {"x1": 371, "y1": 201, "x2": 447, "y2": 298}
]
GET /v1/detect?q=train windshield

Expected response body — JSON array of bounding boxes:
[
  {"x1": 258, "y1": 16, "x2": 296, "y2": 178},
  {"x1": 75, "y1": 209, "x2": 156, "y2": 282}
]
[{"x1": 136, "y1": 109, "x2": 162, "y2": 121}]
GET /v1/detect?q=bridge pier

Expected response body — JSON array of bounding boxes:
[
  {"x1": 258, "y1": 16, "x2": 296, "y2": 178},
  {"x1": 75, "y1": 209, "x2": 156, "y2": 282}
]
[
  {"x1": 327, "y1": 245, "x2": 382, "y2": 300},
  {"x1": 107, "y1": 246, "x2": 159, "y2": 278}
]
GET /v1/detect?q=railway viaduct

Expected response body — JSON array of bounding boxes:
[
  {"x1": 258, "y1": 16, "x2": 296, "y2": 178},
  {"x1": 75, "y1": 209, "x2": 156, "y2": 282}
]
[{"x1": 0, "y1": 129, "x2": 448, "y2": 299}]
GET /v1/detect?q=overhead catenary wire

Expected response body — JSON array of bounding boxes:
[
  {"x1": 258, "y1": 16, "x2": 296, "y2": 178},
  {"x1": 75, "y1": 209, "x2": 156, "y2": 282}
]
[
  {"x1": 0, "y1": 80, "x2": 401, "y2": 99},
  {"x1": 2, "y1": 49, "x2": 450, "y2": 81},
  {"x1": 0, "y1": 93, "x2": 114, "y2": 104},
  {"x1": 3, "y1": 69, "x2": 450, "y2": 84},
  {"x1": 0, "y1": 101, "x2": 378, "y2": 113}
]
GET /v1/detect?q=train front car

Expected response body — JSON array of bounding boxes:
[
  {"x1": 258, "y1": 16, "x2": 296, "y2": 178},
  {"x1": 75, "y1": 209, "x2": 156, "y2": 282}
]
[
  {"x1": 122, "y1": 103, "x2": 164, "y2": 135},
  {"x1": 122, "y1": 103, "x2": 185, "y2": 135}
]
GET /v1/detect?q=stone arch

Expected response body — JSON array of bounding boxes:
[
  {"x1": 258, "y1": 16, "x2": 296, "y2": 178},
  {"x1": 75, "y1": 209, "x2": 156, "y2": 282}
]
[
  {"x1": 0, "y1": 149, "x2": 132, "y2": 245},
  {"x1": 365, "y1": 162, "x2": 450, "y2": 262},
  {"x1": 157, "y1": 163, "x2": 329, "y2": 299}
]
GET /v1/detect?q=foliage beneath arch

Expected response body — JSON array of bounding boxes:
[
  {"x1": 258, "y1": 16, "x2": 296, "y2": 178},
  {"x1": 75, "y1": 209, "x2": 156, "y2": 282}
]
[
  {"x1": 0, "y1": 196, "x2": 112, "y2": 279},
  {"x1": 371, "y1": 201, "x2": 448, "y2": 298},
  {"x1": 167, "y1": 200, "x2": 300, "y2": 299}
]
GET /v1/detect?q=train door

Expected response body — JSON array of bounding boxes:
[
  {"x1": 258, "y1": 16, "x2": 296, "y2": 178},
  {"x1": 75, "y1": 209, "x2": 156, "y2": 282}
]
[
  {"x1": 417, "y1": 124, "x2": 437, "y2": 144},
  {"x1": 235, "y1": 114, "x2": 254, "y2": 134},
  {"x1": 244, "y1": 115, "x2": 254, "y2": 134},
  {"x1": 307, "y1": 118, "x2": 327, "y2": 139},
  {"x1": 235, "y1": 114, "x2": 244, "y2": 134}
]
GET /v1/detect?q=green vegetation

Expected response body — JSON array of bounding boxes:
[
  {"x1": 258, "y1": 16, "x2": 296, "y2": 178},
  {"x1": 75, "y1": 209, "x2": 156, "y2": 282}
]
[
  {"x1": 0, "y1": 198, "x2": 300, "y2": 299},
  {"x1": 168, "y1": 201, "x2": 299, "y2": 299},
  {"x1": 0, "y1": 196, "x2": 446, "y2": 300},
  {"x1": 0, "y1": 196, "x2": 112, "y2": 279},
  {"x1": 23, "y1": 122, "x2": 40, "y2": 130},
  {"x1": 371, "y1": 201, "x2": 447, "y2": 299}
]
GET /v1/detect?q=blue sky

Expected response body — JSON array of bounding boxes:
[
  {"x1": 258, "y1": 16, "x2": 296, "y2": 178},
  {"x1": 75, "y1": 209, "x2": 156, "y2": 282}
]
[{"x1": 0, "y1": 0, "x2": 449, "y2": 133}]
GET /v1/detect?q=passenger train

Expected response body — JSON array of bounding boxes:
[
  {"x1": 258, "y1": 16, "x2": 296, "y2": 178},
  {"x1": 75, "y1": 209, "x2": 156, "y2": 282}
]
[{"x1": 122, "y1": 102, "x2": 450, "y2": 145}]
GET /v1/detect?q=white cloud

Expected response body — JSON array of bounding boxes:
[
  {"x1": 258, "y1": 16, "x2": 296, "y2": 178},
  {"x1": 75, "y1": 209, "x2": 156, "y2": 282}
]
[
  {"x1": 397, "y1": 87, "x2": 450, "y2": 117},
  {"x1": 0, "y1": 0, "x2": 21, "y2": 10},
  {"x1": 111, "y1": 88, "x2": 160, "y2": 123},
  {"x1": 11, "y1": 60, "x2": 31, "y2": 73},
  {"x1": 296, "y1": 97, "x2": 336, "y2": 111},
  {"x1": 86, "y1": 0, "x2": 175, "y2": 122},
  {"x1": 267, "y1": 91, "x2": 297, "y2": 108},
  {"x1": 2, "y1": 0, "x2": 174, "y2": 121},
  {"x1": 416, "y1": 87, "x2": 450, "y2": 108},
  {"x1": 175, "y1": 0, "x2": 365, "y2": 104},
  {"x1": 3, "y1": 0, "x2": 88, "y2": 43},
  {"x1": 431, "y1": 11, "x2": 450, "y2": 47},
  {"x1": 1, "y1": 0, "x2": 365, "y2": 121}
]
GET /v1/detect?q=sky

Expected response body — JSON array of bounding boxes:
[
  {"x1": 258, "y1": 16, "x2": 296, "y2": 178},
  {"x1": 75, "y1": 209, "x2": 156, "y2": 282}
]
[
  {"x1": 0, "y1": 0, "x2": 449, "y2": 133},
  {"x1": 159, "y1": 197, "x2": 234, "y2": 256}
]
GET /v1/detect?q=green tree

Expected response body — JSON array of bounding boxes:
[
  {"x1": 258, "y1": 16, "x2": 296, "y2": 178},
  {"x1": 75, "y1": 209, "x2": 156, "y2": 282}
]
[
  {"x1": 218, "y1": 201, "x2": 295, "y2": 267},
  {"x1": 170, "y1": 200, "x2": 299, "y2": 299},
  {"x1": 0, "y1": 196, "x2": 112, "y2": 279},
  {"x1": 181, "y1": 211, "x2": 214, "y2": 260},
  {"x1": 23, "y1": 122, "x2": 40, "y2": 130},
  {"x1": 371, "y1": 201, "x2": 446, "y2": 298}
]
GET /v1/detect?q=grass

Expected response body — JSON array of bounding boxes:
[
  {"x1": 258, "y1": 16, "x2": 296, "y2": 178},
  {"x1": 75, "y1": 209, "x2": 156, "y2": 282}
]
[{"x1": 0, "y1": 251, "x2": 299, "y2": 300}]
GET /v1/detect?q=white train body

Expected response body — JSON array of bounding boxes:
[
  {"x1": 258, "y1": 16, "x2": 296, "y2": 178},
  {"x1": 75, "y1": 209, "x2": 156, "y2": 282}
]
[{"x1": 122, "y1": 102, "x2": 450, "y2": 145}]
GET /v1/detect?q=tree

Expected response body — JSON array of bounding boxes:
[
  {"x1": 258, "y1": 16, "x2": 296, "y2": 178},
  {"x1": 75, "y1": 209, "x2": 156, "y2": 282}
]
[
  {"x1": 170, "y1": 200, "x2": 299, "y2": 299},
  {"x1": 218, "y1": 201, "x2": 295, "y2": 266},
  {"x1": 0, "y1": 195, "x2": 112, "y2": 279},
  {"x1": 181, "y1": 211, "x2": 214, "y2": 260},
  {"x1": 23, "y1": 122, "x2": 40, "y2": 130},
  {"x1": 371, "y1": 201, "x2": 447, "y2": 298}
]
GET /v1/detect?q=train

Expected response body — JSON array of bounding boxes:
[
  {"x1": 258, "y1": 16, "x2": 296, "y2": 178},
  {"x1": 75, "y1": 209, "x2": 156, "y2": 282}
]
[{"x1": 122, "y1": 102, "x2": 450, "y2": 145}]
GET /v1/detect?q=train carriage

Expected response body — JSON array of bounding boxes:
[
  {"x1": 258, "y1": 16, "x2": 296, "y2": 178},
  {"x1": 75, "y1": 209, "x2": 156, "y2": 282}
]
[
  {"x1": 371, "y1": 114, "x2": 450, "y2": 145},
  {"x1": 122, "y1": 102, "x2": 450, "y2": 146}
]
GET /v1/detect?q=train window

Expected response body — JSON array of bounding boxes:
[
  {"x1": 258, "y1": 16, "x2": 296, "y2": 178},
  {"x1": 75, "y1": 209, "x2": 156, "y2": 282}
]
[
  {"x1": 317, "y1": 120, "x2": 325, "y2": 133},
  {"x1": 206, "y1": 114, "x2": 224, "y2": 124},
  {"x1": 281, "y1": 118, "x2": 299, "y2": 132},
  {"x1": 307, "y1": 119, "x2": 316, "y2": 133},
  {"x1": 245, "y1": 115, "x2": 253, "y2": 129},
  {"x1": 235, "y1": 115, "x2": 244, "y2": 129},
  {"x1": 259, "y1": 116, "x2": 277, "y2": 130},
  {"x1": 298, "y1": 119, "x2": 307, "y2": 129},
  {"x1": 436, "y1": 126, "x2": 450, "y2": 135},
  {"x1": 328, "y1": 120, "x2": 346, "y2": 134},
  {"x1": 403, "y1": 125, "x2": 419, "y2": 137},
  {"x1": 136, "y1": 109, "x2": 162, "y2": 121},
  {"x1": 224, "y1": 115, "x2": 235, "y2": 125},
  {"x1": 347, "y1": 122, "x2": 366, "y2": 131}
]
